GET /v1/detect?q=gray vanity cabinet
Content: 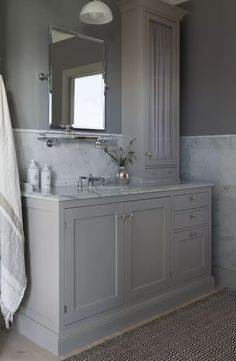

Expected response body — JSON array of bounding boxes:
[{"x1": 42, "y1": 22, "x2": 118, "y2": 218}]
[
  {"x1": 173, "y1": 191, "x2": 211, "y2": 285},
  {"x1": 144, "y1": 14, "x2": 179, "y2": 172},
  {"x1": 119, "y1": 0, "x2": 187, "y2": 183},
  {"x1": 17, "y1": 185, "x2": 214, "y2": 357},
  {"x1": 124, "y1": 198, "x2": 171, "y2": 302},
  {"x1": 173, "y1": 227, "x2": 210, "y2": 285},
  {"x1": 64, "y1": 203, "x2": 125, "y2": 325},
  {"x1": 64, "y1": 197, "x2": 171, "y2": 324}
]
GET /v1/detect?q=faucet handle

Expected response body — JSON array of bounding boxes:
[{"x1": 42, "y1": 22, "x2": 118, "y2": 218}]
[
  {"x1": 88, "y1": 174, "x2": 93, "y2": 188},
  {"x1": 78, "y1": 176, "x2": 89, "y2": 188},
  {"x1": 78, "y1": 176, "x2": 83, "y2": 189},
  {"x1": 100, "y1": 177, "x2": 105, "y2": 186}
]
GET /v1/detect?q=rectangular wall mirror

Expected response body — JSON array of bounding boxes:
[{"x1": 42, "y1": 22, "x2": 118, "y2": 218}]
[{"x1": 49, "y1": 27, "x2": 106, "y2": 131}]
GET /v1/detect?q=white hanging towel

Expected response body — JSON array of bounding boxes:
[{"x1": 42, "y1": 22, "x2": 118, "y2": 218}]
[{"x1": 0, "y1": 75, "x2": 27, "y2": 328}]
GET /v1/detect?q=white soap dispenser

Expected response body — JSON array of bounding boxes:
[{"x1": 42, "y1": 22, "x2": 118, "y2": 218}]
[
  {"x1": 41, "y1": 164, "x2": 51, "y2": 192},
  {"x1": 27, "y1": 160, "x2": 40, "y2": 191}
]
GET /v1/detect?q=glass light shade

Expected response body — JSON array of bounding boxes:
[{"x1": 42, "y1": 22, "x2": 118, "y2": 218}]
[{"x1": 80, "y1": 0, "x2": 113, "y2": 25}]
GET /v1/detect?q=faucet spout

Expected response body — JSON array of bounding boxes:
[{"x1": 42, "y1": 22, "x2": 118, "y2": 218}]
[
  {"x1": 78, "y1": 174, "x2": 105, "y2": 189},
  {"x1": 88, "y1": 174, "x2": 105, "y2": 187}
]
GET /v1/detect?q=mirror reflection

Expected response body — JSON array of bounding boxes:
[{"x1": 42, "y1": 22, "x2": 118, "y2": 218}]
[{"x1": 49, "y1": 27, "x2": 106, "y2": 130}]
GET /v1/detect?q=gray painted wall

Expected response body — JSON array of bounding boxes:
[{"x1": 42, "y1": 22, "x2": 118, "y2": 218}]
[
  {"x1": 180, "y1": 0, "x2": 236, "y2": 136},
  {"x1": 0, "y1": 0, "x2": 121, "y2": 133},
  {"x1": 0, "y1": 1, "x2": 6, "y2": 76}
]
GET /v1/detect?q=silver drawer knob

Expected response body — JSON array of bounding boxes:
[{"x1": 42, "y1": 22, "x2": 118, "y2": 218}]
[
  {"x1": 190, "y1": 195, "x2": 197, "y2": 201},
  {"x1": 190, "y1": 213, "x2": 197, "y2": 219},
  {"x1": 145, "y1": 152, "x2": 152, "y2": 159}
]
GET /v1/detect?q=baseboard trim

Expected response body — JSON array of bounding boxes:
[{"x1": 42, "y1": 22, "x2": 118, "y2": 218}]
[
  {"x1": 14, "y1": 313, "x2": 59, "y2": 355},
  {"x1": 59, "y1": 276, "x2": 214, "y2": 355},
  {"x1": 14, "y1": 275, "x2": 215, "y2": 357},
  {"x1": 213, "y1": 266, "x2": 236, "y2": 289}
]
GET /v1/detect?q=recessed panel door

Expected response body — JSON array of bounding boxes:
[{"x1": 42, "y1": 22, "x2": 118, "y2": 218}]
[
  {"x1": 64, "y1": 203, "x2": 124, "y2": 325},
  {"x1": 125, "y1": 197, "x2": 171, "y2": 302}
]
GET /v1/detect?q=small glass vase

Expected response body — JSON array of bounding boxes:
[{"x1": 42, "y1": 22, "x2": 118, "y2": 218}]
[{"x1": 116, "y1": 166, "x2": 130, "y2": 185}]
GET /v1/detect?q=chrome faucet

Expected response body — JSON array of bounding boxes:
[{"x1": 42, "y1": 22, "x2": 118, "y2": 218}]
[
  {"x1": 78, "y1": 174, "x2": 105, "y2": 189},
  {"x1": 78, "y1": 176, "x2": 88, "y2": 189},
  {"x1": 88, "y1": 174, "x2": 106, "y2": 188}
]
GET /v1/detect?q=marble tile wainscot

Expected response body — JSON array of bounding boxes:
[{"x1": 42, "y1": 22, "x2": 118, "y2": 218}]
[
  {"x1": 15, "y1": 182, "x2": 215, "y2": 356},
  {"x1": 13, "y1": 129, "x2": 123, "y2": 186},
  {"x1": 180, "y1": 134, "x2": 236, "y2": 289}
]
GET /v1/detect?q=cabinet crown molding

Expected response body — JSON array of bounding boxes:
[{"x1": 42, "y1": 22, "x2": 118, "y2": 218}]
[{"x1": 118, "y1": 0, "x2": 188, "y2": 20}]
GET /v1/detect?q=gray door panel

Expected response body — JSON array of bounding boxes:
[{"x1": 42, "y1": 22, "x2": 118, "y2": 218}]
[
  {"x1": 125, "y1": 197, "x2": 171, "y2": 302},
  {"x1": 64, "y1": 203, "x2": 125, "y2": 325}
]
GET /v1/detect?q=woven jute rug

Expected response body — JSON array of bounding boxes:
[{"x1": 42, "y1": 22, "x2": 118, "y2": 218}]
[{"x1": 65, "y1": 289, "x2": 236, "y2": 361}]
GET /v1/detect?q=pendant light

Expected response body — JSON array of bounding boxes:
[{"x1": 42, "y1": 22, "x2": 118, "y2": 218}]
[{"x1": 80, "y1": 0, "x2": 113, "y2": 25}]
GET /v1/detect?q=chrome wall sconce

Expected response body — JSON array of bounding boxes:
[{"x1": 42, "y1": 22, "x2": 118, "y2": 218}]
[{"x1": 38, "y1": 73, "x2": 51, "y2": 81}]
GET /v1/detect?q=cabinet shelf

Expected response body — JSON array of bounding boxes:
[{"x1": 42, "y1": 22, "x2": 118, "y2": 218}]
[{"x1": 37, "y1": 130, "x2": 121, "y2": 148}]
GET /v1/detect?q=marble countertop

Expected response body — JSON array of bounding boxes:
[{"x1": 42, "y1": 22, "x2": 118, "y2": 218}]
[{"x1": 21, "y1": 182, "x2": 214, "y2": 202}]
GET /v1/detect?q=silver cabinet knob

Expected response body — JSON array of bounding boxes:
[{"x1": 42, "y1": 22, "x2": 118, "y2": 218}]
[
  {"x1": 120, "y1": 213, "x2": 134, "y2": 221},
  {"x1": 190, "y1": 195, "x2": 197, "y2": 201},
  {"x1": 145, "y1": 152, "x2": 152, "y2": 159},
  {"x1": 190, "y1": 231, "x2": 197, "y2": 238},
  {"x1": 190, "y1": 213, "x2": 197, "y2": 219},
  {"x1": 120, "y1": 214, "x2": 126, "y2": 222}
]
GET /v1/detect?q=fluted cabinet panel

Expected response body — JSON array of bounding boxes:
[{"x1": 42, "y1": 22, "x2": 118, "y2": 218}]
[{"x1": 149, "y1": 19, "x2": 174, "y2": 161}]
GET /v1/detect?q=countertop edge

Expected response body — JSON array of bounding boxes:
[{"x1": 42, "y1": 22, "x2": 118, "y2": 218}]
[{"x1": 21, "y1": 182, "x2": 214, "y2": 202}]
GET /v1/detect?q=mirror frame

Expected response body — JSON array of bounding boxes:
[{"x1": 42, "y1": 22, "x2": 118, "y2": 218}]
[{"x1": 48, "y1": 26, "x2": 106, "y2": 131}]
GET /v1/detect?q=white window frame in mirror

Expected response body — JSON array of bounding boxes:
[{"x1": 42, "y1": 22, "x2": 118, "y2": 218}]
[
  {"x1": 62, "y1": 62, "x2": 105, "y2": 130},
  {"x1": 49, "y1": 26, "x2": 106, "y2": 131}
]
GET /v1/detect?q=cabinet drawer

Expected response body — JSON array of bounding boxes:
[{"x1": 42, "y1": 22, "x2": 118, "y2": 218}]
[
  {"x1": 174, "y1": 192, "x2": 209, "y2": 211},
  {"x1": 145, "y1": 167, "x2": 177, "y2": 179},
  {"x1": 174, "y1": 209, "x2": 209, "y2": 230},
  {"x1": 173, "y1": 226, "x2": 210, "y2": 284}
]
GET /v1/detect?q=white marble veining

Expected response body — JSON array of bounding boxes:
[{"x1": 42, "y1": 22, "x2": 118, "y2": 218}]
[
  {"x1": 22, "y1": 182, "x2": 213, "y2": 202},
  {"x1": 14, "y1": 129, "x2": 122, "y2": 186},
  {"x1": 181, "y1": 135, "x2": 236, "y2": 271},
  {"x1": 15, "y1": 130, "x2": 228, "y2": 267}
]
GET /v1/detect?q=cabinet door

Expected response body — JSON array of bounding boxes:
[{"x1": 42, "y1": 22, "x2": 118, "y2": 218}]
[
  {"x1": 144, "y1": 13, "x2": 179, "y2": 169},
  {"x1": 173, "y1": 227, "x2": 210, "y2": 285},
  {"x1": 125, "y1": 198, "x2": 171, "y2": 302},
  {"x1": 64, "y1": 203, "x2": 124, "y2": 325}
]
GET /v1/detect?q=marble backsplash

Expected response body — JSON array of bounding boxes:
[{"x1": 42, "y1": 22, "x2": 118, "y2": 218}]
[
  {"x1": 15, "y1": 130, "x2": 235, "y2": 273},
  {"x1": 14, "y1": 129, "x2": 122, "y2": 187},
  {"x1": 181, "y1": 135, "x2": 236, "y2": 272}
]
